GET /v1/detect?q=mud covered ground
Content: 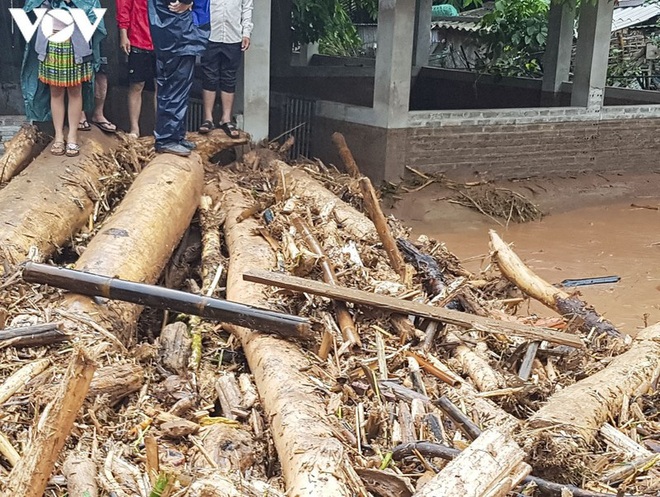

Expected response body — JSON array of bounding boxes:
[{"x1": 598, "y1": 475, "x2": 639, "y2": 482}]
[{"x1": 387, "y1": 170, "x2": 660, "y2": 335}]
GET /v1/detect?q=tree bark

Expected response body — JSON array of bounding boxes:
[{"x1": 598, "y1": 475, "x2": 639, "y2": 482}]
[
  {"x1": 219, "y1": 173, "x2": 355, "y2": 496},
  {"x1": 0, "y1": 128, "x2": 116, "y2": 273},
  {"x1": 62, "y1": 454, "x2": 98, "y2": 497},
  {"x1": 275, "y1": 161, "x2": 376, "y2": 243},
  {"x1": 412, "y1": 429, "x2": 531, "y2": 497},
  {"x1": 87, "y1": 363, "x2": 144, "y2": 406},
  {"x1": 0, "y1": 124, "x2": 47, "y2": 183},
  {"x1": 525, "y1": 323, "x2": 660, "y2": 466},
  {"x1": 57, "y1": 152, "x2": 204, "y2": 346},
  {"x1": 2, "y1": 349, "x2": 96, "y2": 497},
  {"x1": 489, "y1": 230, "x2": 621, "y2": 337}
]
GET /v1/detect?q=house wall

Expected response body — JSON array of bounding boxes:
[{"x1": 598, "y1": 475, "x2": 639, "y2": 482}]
[{"x1": 313, "y1": 107, "x2": 660, "y2": 183}]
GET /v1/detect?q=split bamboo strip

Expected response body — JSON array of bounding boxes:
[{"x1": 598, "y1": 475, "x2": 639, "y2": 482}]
[{"x1": 3, "y1": 348, "x2": 96, "y2": 497}]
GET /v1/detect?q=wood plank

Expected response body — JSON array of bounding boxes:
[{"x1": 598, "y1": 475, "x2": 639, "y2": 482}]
[{"x1": 243, "y1": 269, "x2": 585, "y2": 348}]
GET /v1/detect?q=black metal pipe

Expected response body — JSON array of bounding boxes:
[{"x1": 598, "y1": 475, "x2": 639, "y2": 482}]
[{"x1": 22, "y1": 262, "x2": 311, "y2": 340}]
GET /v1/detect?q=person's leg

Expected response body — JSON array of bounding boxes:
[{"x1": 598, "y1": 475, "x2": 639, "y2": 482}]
[
  {"x1": 128, "y1": 82, "x2": 145, "y2": 136},
  {"x1": 66, "y1": 84, "x2": 83, "y2": 149},
  {"x1": 219, "y1": 91, "x2": 235, "y2": 125},
  {"x1": 154, "y1": 55, "x2": 193, "y2": 155},
  {"x1": 217, "y1": 42, "x2": 242, "y2": 138},
  {"x1": 90, "y1": 71, "x2": 117, "y2": 132},
  {"x1": 50, "y1": 85, "x2": 66, "y2": 154},
  {"x1": 199, "y1": 42, "x2": 221, "y2": 133}
]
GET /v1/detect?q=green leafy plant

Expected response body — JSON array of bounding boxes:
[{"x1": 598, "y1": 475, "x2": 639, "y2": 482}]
[
  {"x1": 476, "y1": 0, "x2": 549, "y2": 77},
  {"x1": 292, "y1": 0, "x2": 377, "y2": 56}
]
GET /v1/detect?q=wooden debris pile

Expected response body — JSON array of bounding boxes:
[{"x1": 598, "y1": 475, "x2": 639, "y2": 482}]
[{"x1": 0, "y1": 131, "x2": 658, "y2": 497}]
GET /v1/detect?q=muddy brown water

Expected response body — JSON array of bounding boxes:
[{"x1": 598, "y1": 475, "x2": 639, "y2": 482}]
[{"x1": 388, "y1": 182, "x2": 660, "y2": 336}]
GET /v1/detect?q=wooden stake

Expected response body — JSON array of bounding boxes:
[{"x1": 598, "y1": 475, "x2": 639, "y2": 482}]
[
  {"x1": 243, "y1": 269, "x2": 585, "y2": 348},
  {"x1": 331, "y1": 132, "x2": 361, "y2": 178},
  {"x1": 4, "y1": 348, "x2": 96, "y2": 497},
  {"x1": 358, "y1": 176, "x2": 408, "y2": 282}
]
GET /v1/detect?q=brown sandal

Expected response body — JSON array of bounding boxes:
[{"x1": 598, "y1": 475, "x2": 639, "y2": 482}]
[
  {"x1": 65, "y1": 143, "x2": 80, "y2": 157},
  {"x1": 50, "y1": 141, "x2": 65, "y2": 156}
]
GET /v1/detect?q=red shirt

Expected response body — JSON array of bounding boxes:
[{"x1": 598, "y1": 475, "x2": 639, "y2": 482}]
[{"x1": 116, "y1": 0, "x2": 154, "y2": 51}]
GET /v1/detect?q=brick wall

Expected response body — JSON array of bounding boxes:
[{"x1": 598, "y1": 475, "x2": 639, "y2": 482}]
[{"x1": 406, "y1": 118, "x2": 660, "y2": 181}]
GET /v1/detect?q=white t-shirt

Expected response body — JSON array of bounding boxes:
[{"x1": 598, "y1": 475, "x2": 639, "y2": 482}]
[{"x1": 209, "y1": 0, "x2": 254, "y2": 44}]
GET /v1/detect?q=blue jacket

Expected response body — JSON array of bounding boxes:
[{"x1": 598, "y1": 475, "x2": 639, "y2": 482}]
[{"x1": 148, "y1": 0, "x2": 209, "y2": 57}]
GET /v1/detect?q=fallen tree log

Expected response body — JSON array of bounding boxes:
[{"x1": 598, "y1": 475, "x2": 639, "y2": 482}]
[
  {"x1": 218, "y1": 173, "x2": 357, "y2": 496},
  {"x1": 489, "y1": 230, "x2": 621, "y2": 337},
  {"x1": 524, "y1": 323, "x2": 660, "y2": 475},
  {"x1": 0, "y1": 124, "x2": 47, "y2": 183},
  {"x1": 51, "y1": 152, "x2": 205, "y2": 346},
  {"x1": 275, "y1": 162, "x2": 376, "y2": 242},
  {"x1": 412, "y1": 429, "x2": 530, "y2": 497},
  {"x1": 0, "y1": 128, "x2": 115, "y2": 273}
]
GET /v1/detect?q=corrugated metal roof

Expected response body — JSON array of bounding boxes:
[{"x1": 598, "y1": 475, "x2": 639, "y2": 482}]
[{"x1": 612, "y1": 4, "x2": 660, "y2": 31}]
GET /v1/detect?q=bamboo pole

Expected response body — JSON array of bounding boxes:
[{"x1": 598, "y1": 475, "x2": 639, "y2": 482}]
[
  {"x1": 3, "y1": 348, "x2": 96, "y2": 497},
  {"x1": 219, "y1": 173, "x2": 354, "y2": 496},
  {"x1": 291, "y1": 215, "x2": 360, "y2": 347},
  {"x1": 23, "y1": 262, "x2": 311, "y2": 340},
  {"x1": 0, "y1": 124, "x2": 47, "y2": 183},
  {"x1": 489, "y1": 230, "x2": 621, "y2": 338}
]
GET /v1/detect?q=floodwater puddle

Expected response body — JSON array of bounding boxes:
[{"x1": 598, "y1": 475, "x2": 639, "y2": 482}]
[{"x1": 390, "y1": 196, "x2": 660, "y2": 336}]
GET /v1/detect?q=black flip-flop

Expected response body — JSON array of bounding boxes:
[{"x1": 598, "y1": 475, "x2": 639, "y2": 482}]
[
  {"x1": 78, "y1": 120, "x2": 91, "y2": 131},
  {"x1": 198, "y1": 120, "x2": 214, "y2": 134},
  {"x1": 91, "y1": 120, "x2": 117, "y2": 134},
  {"x1": 219, "y1": 121, "x2": 240, "y2": 139}
]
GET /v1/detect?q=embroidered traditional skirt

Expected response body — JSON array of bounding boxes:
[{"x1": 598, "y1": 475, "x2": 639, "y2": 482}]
[{"x1": 38, "y1": 41, "x2": 92, "y2": 87}]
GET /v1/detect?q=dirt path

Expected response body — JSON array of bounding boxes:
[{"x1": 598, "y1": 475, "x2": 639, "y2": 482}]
[{"x1": 387, "y1": 171, "x2": 660, "y2": 335}]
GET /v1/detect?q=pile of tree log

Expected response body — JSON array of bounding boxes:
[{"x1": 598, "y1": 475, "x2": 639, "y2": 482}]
[{"x1": 0, "y1": 131, "x2": 658, "y2": 497}]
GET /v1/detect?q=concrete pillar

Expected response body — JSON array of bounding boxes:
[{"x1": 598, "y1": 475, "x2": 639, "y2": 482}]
[
  {"x1": 413, "y1": 0, "x2": 433, "y2": 68},
  {"x1": 270, "y1": 0, "x2": 292, "y2": 75},
  {"x1": 542, "y1": 0, "x2": 575, "y2": 94},
  {"x1": 571, "y1": 0, "x2": 614, "y2": 109},
  {"x1": 373, "y1": 0, "x2": 416, "y2": 128},
  {"x1": 242, "y1": 0, "x2": 271, "y2": 142}
]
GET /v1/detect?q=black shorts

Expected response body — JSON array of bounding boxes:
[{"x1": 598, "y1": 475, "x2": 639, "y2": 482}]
[
  {"x1": 128, "y1": 48, "x2": 156, "y2": 85},
  {"x1": 200, "y1": 41, "x2": 242, "y2": 93}
]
